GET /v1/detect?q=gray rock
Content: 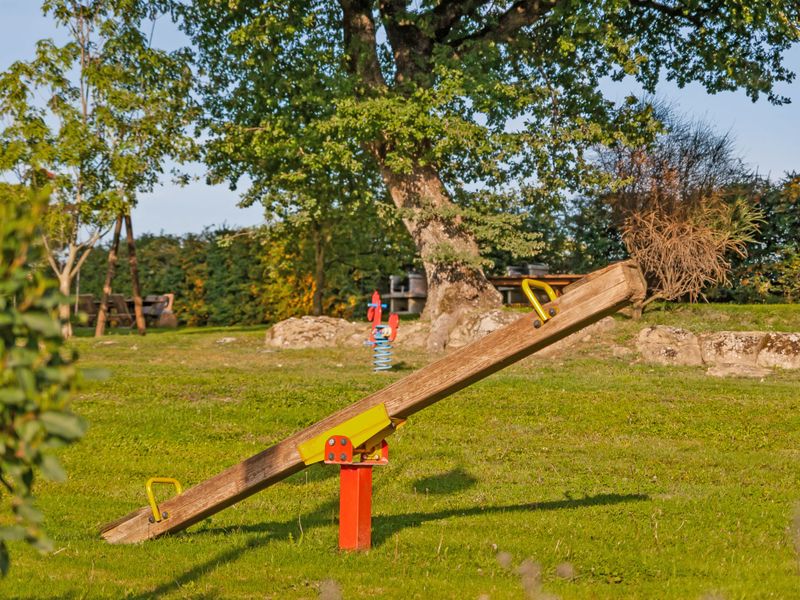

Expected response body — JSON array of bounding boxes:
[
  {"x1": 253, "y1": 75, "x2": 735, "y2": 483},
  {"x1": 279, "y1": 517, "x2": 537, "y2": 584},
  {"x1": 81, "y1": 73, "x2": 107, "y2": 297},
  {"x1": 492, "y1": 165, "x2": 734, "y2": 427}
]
[
  {"x1": 757, "y1": 333, "x2": 800, "y2": 370},
  {"x1": 699, "y1": 331, "x2": 766, "y2": 366},
  {"x1": 447, "y1": 309, "x2": 520, "y2": 349},
  {"x1": 264, "y1": 316, "x2": 365, "y2": 349},
  {"x1": 536, "y1": 316, "x2": 616, "y2": 357},
  {"x1": 394, "y1": 321, "x2": 430, "y2": 350},
  {"x1": 636, "y1": 326, "x2": 703, "y2": 366}
]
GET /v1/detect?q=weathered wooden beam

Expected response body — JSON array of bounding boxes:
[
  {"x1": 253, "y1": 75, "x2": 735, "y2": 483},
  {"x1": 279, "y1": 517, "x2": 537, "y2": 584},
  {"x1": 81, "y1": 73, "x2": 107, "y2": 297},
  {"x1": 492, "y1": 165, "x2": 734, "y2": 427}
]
[{"x1": 101, "y1": 261, "x2": 645, "y2": 544}]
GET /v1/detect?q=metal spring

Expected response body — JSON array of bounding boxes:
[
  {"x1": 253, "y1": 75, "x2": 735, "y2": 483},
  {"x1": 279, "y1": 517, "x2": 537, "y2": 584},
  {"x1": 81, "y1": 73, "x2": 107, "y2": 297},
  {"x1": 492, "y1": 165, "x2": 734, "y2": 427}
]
[{"x1": 372, "y1": 326, "x2": 393, "y2": 372}]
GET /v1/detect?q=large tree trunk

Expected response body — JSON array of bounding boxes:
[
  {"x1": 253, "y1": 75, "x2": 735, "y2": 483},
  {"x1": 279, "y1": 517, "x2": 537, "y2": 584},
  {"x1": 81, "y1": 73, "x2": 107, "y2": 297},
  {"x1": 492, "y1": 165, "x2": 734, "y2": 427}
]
[
  {"x1": 339, "y1": 1, "x2": 501, "y2": 350},
  {"x1": 95, "y1": 214, "x2": 123, "y2": 337},
  {"x1": 124, "y1": 214, "x2": 146, "y2": 335},
  {"x1": 379, "y1": 163, "x2": 501, "y2": 350}
]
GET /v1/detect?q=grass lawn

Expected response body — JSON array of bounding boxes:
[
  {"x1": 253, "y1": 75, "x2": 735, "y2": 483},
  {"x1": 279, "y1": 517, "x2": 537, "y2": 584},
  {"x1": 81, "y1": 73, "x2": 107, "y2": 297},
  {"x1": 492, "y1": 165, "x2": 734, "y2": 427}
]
[{"x1": 3, "y1": 306, "x2": 800, "y2": 599}]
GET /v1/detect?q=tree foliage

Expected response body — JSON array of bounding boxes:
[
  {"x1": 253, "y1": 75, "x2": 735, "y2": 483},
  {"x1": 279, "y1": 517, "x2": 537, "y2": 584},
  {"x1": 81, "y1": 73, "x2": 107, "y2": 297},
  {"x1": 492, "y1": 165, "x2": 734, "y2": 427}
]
[
  {"x1": 0, "y1": 0, "x2": 196, "y2": 336},
  {"x1": 78, "y1": 212, "x2": 417, "y2": 326},
  {"x1": 179, "y1": 0, "x2": 799, "y2": 328},
  {"x1": 721, "y1": 173, "x2": 800, "y2": 302},
  {"x1": 0, "y1": 185, "x2": 86, "y2": 576},
  {"x1": 588, "y1": 104, "x2": 763, "y2": 304}
]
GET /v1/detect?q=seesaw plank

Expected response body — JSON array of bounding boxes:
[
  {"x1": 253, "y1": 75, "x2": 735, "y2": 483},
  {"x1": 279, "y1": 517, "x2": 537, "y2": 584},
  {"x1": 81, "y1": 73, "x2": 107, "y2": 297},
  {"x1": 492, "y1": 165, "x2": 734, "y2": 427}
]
[{"x1": 101, "y1": 261, "x2": 645, "y2": 543}]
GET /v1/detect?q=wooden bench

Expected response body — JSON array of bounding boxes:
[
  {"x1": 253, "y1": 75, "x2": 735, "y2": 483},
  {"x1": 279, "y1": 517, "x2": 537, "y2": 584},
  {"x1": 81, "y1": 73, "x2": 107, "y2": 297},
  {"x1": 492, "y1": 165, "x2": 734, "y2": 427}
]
[
  {"x1": 142, "y1": 294, "x2": 176, "y2": 327},
  {"x1": 79, "y1": 293, "x2": 176, "y2": 328}
]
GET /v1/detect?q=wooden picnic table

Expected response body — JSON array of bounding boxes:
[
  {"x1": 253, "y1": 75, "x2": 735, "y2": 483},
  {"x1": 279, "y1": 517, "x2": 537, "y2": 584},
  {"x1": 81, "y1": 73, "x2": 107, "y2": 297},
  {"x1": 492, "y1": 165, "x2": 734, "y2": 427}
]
[{"x1": 79, "y1": 293, "x2": 174, "y2": 327}]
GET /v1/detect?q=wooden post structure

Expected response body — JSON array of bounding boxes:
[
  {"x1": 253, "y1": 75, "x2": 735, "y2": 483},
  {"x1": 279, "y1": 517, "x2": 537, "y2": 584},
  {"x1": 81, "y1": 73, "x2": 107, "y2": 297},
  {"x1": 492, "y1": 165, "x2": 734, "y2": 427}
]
[
  {"x1": 95, "y1": 215, "x2": 123, "y2": 337},
  {"x1": 124, "y1": 213, "x2": 146, "y2": 335},
  {"x1": 101, "y1": 261, "x2": 646, "y2": 545}
]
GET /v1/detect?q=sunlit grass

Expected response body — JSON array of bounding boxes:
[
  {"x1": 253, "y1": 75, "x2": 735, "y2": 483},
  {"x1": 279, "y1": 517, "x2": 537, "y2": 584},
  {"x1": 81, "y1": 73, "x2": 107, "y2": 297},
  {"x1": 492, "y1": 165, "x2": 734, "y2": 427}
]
[{"x1": 2, "y1": 310, "x2": 800, "y2": 598}]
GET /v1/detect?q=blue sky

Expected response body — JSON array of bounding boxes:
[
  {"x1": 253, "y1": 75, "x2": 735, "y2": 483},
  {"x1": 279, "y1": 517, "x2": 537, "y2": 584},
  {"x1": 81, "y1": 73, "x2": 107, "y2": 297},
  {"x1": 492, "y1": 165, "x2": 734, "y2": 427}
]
[{"x1": 1, "y1": 2, "x2": 798, "y2": 235}]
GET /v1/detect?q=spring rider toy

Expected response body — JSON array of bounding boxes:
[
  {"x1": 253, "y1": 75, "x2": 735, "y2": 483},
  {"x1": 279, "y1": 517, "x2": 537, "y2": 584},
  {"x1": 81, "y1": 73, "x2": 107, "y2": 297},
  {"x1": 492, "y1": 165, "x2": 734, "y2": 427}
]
[{"x1": 366, "y1": 290, "x2": 398, "y2": 371}]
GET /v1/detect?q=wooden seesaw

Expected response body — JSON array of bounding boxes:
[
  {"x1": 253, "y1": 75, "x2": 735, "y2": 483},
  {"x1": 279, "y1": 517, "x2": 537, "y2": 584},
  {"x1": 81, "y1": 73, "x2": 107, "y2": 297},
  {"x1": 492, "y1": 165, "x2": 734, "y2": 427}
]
[{"x1": 101, "y1": 261, "x2": 646, "y2": 547}]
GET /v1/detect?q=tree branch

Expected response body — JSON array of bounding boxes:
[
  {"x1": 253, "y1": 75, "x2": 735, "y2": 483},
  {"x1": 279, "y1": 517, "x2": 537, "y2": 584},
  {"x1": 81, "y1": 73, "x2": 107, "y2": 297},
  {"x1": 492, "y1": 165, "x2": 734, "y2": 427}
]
[
  {"x1": 69, "y1": 229, "x2": 103, "y2": 279},
  {"x1": 339, "y1": 0, "x2": 388, "y2": 90},
  {"x1": 450, "y1": 0, "x2": 559, "y2": 49},
  {"x1": 629, "y1": 0, "x2": 705, "y2": 28},
  {"x1": 431, "y1": 0, "x2": 486, "y2": 42},
  {"x1": 379, "y1": 0, "x2": 433, "y2": 83},
  {"x1": 41, "y1": 234, "x2": 63, "y2": 278}
]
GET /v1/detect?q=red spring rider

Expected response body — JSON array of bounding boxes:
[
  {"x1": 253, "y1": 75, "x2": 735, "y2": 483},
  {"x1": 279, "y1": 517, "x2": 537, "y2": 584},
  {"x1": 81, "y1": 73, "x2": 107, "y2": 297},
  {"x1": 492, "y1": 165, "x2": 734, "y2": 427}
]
[{"x1": 367, "y1": 290, "x2": 398, "y2": 371}]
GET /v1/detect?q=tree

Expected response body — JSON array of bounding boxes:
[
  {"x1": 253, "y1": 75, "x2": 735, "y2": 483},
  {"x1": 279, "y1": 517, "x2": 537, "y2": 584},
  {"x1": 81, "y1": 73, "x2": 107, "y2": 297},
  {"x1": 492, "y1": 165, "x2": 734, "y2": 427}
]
[
  {"x1": 243, "y1": 197, "x2": 418, "y2": 317},
  {"x1": 181, "y1": 0, "x2": 798, "y2": 345},
  {"x1": 723, "y1": 172, "x2": 800, "y2": 302},
  {"x1": 0, "y1": 1, "x2": 195, "y2": 337},
  {"x1": 237, "y1": 186, "x2": 389, "y2": 318},
  {"x1": 0, "y1": 185, "x2": 86, "y2": 575},
  {"x1": 556, "y1": 194, "x2": 627, "y2": 273},
  {"x1": 595, "y1": 104, "x2": 762, "y2": 306}
]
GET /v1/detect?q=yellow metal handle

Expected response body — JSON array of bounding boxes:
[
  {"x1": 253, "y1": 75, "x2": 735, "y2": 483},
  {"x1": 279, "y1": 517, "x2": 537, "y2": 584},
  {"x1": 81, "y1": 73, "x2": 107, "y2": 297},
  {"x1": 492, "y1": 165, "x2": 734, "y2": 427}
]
[
  {"x1": 521, "y1": 279, "x2": 558, "y2": 324},
  {"x1": 145, "y1": 477, "x2": 183, "y2": 523}
]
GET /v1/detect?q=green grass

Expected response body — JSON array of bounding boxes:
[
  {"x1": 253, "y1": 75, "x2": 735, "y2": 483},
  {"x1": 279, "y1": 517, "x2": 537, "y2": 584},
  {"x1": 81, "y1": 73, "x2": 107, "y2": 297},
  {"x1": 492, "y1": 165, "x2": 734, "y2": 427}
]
[
  {"x1": 3, "y1": 311, "x2": 800, "y2": 599},
  {"x1": 633, "y1": 302, "x2": 800, "y2": 333}
]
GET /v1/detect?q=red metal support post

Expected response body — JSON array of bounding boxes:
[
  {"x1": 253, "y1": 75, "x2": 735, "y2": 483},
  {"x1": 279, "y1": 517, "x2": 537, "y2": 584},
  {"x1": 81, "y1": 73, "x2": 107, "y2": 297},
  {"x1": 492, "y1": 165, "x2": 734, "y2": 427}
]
[
  {"x1": 339, "y1": 465, "x2": 373, "y2": 551},
  {"x1": 324, "y1": 435, "x2": 389, "y2": 551}
]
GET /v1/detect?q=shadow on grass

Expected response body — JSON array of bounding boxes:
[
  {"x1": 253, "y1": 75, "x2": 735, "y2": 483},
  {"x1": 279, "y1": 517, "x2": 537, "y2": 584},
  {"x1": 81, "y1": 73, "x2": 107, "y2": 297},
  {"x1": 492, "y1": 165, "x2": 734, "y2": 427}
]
[
  {"x1": 126, "y1": 536, "x2": 269, "y2": 600},
  {"x1": 371, "y1": 492, "x2": 648, "y2": 546},
  {"x1": 412, "y1": 467, "x2": 478, "y2": 495},
  {"x1": 196, "y1": 491, "x2": 648, "y2": 545},
  {"x1": 94, "y1": 492, "x2": 647, "y2": 599},
  {"x1": 388, "y1": 361, "x2": 414, "y2": 371}
]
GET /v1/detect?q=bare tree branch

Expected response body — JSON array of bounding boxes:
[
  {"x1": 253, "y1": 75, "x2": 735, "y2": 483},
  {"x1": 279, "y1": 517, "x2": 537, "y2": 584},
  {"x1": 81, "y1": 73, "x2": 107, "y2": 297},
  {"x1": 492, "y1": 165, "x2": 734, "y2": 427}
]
[
  {"x1": 69, "y1": 228, "x2": 103, "y2": 279},
  {"x1": 40, "y1": 234, "x2": 63, "y2": 277}
]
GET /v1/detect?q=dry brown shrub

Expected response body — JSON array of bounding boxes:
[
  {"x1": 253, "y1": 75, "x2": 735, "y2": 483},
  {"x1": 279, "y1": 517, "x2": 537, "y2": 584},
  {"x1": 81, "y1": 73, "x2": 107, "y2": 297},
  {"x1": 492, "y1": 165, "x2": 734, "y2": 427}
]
[
  {"x1": 597, "y1": 103, "x2": 762, "y2": 307},
  {"x1": 622, "y1": 196, "x2": 760, "y2": 305}
]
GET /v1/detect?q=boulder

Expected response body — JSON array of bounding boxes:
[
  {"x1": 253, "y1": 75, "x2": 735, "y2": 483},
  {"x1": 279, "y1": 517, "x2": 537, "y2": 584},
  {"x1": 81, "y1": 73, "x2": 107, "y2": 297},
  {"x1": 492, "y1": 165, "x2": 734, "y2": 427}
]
[
  {"x1": 757, "y1": 333, "x2": 800, "y2": 370},
  {"x1": 635, "y1": 326, "x2": 703, "y2": 366},
  {"x1": 698, "y1": 331, "x2": 766, "y2": 366},
  {"x1": 536, "y1": 316, "x2": 616, "y2": 358},
  {"x1": 394, "y1": 320, "x2": 430, "y2": 351},
  {"x1": 264, "y1": 316, "x2": 365, "y2": 349},
  {"x1": 265, "y1": 315, "x2": 429, "y2": 350},
  {"x1": 447, "y1": 309, "x2": 520, "y2": 349}
]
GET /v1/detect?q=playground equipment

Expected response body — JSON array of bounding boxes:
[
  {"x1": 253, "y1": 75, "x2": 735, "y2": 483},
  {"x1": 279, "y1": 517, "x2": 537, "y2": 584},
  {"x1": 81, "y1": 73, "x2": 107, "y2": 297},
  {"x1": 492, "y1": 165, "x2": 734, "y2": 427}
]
[
  {"x1": 101, "y1": 261, "x2": 646, "y2": 546},
  {"x1": 366, "y1": 290, "x2": 399, "y2": 371}
]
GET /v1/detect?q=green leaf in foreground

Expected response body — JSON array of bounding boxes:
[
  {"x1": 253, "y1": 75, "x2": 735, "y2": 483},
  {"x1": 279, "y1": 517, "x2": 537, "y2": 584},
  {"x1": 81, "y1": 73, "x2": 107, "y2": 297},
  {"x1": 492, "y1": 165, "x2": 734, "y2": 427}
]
[
  {"x1": 40, "y1": 412, "x2": 87, "y2": 441},
  {"x1": 39, "y1": 454, "x2": 67, "y2": 483},
  {"x1": 0, "y1": 186, "x2": 83, "y2": 576}
]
